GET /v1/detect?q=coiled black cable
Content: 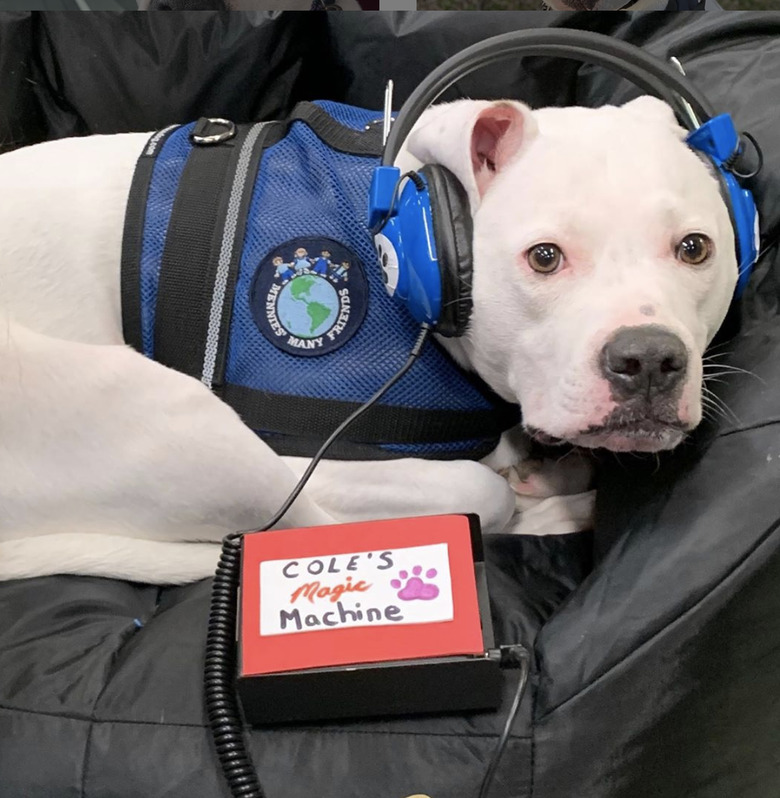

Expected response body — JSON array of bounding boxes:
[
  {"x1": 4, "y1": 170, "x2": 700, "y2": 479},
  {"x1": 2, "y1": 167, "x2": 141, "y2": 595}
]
[
  {"x1": 204, "y1": 537, "x2": 260, "y2": 797},
  {"x1": 204, "y1": 324, "x2": 431, "y2": 798}
]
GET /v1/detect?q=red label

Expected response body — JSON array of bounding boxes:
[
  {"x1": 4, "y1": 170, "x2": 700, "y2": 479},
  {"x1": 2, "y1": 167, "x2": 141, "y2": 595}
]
[{"x1": 240, "y1": 514, "x2": 485, "y2": 676}]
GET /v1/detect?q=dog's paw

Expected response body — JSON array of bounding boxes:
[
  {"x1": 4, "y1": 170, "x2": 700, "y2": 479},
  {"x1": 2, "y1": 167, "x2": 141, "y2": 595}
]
[{"x1": 498, "y1": 451, "x2": 593, "y2": 499}]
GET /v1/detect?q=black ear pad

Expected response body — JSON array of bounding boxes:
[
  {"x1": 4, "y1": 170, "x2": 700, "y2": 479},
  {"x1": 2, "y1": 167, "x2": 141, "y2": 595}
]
[{"x1": 419, "y1": 164, "x2": 474, "y2": 338}]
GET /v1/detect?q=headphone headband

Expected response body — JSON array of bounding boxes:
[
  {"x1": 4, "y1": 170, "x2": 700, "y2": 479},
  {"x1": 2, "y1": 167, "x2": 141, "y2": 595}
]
[
  {"x1": 382, "y1": 28, "x2": 716, "y2": 166},
  {"x1": 371, "y1": 28, "x2": 759, "y2": 333}
]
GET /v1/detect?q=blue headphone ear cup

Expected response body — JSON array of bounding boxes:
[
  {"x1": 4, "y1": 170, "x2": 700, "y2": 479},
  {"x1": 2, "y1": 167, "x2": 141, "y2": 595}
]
[
  {"x1": 710, "y1": 160, "x2": 743, "y2": 261},
  {"x1": 419, "y1": 164, "x2": 474, "y2": 338},
  {"x1": 704, "y1": 156, "x2": 758, "y2": 299},
  {"x1": 686, "y1": 116, "x2": 760, "y2": 301}
]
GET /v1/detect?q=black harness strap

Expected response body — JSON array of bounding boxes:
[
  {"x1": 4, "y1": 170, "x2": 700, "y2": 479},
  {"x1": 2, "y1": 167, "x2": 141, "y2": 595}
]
[
  {"x1": 153, "y1": 119, "x2": 273, "y2": 386},
  {"x1": 255, "y1": 432, "x2": 504, "y2": 463},
  {"x1": 284, "y1": 102, "x2": 386, "y2": 157},
  {"x1": 222, "y1": 383, "x2": 519, "y2": 446},
  {"x1": 120, "y1": 125, "x2": 178, "y2": 352}
]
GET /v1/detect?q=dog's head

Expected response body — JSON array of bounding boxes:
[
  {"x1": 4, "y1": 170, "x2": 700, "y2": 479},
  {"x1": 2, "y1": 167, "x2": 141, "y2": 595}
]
[{"x1": 400, "y1": 97, "x2": 738, "y2": 453}]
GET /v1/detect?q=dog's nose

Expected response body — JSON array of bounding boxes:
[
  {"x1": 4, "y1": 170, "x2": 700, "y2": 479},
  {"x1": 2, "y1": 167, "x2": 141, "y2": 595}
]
[{"x1": 600, "y1": 326, "x2": 688, "y2": 398}]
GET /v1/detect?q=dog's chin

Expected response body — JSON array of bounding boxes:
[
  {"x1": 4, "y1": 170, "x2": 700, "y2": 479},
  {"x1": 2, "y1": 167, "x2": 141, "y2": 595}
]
[
  {"x1": 568, "y1": 424, "x2": 687, "y2": 453},
  {"x1": 527, "y1": 422, "x2": 688, "y2": 453}
]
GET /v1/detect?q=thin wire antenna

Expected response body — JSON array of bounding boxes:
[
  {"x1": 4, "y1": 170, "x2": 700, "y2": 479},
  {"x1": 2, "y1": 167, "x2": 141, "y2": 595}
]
[
  {"x1": 669, "y1": 57, "x2": 702, "y2": 129},
  {"x1": 383, "y1": 80, "x2": 394, "y2": 147}
]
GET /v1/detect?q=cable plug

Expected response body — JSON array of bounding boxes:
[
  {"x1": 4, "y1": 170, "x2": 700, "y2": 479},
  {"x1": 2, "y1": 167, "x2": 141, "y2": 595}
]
[
  {"x1": 498, "y1": 643, "x2": 530, "y2": 670},
  {"x1": 487, "y1": 643, "x2": 531, "y2": 670}
]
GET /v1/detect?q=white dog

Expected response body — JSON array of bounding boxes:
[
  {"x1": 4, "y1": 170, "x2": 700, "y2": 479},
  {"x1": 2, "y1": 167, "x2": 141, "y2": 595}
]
[{"x1": 0, "y1": 97, "x2": 736, "y2": 584}]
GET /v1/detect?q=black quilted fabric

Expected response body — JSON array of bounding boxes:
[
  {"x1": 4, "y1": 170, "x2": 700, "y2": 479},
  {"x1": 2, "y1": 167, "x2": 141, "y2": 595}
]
[{"x1": 0, "y1": 10, "x2": 779, "y2": 798}]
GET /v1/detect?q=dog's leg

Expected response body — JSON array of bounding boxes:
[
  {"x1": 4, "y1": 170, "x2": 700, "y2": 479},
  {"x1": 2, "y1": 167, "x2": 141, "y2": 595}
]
[
  {"x1": 0, "y1": 320, "x2": 335, "y2": 584},
  {"x1": 283, "y1": 425, "x2": 595, "y2": 539},
  {"x1": 281, "y1": 456, "x2": 517, "y2": 535}
]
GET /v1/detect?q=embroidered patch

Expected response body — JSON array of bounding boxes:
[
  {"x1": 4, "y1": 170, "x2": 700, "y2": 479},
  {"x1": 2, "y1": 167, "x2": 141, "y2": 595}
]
[{"x1": 250, "y1": 237, "x2": 368, "y2": 357}]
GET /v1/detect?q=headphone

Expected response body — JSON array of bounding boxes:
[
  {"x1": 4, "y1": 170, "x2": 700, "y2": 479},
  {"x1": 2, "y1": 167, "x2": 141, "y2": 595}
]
[{"x1": 367, "y1": 29, "x2": 761, "y2": 338}]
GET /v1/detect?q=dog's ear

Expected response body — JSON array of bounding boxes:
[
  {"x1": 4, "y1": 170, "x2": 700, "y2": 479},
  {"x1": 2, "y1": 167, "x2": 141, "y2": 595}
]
[
  {"x1": 403, "y1": 100, "x2": 537, "y2": 208},
  {"x1": 622, "y1": 96, "x2": 687, "y2": 139}
]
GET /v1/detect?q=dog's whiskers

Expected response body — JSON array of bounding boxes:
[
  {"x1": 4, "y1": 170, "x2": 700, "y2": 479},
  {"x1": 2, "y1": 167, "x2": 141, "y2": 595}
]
[
  {"x1": 701, "y1": 359, "x2": 766, "y2": 389},
  {"x1": 699, "y1": 397, "x2": 726, "y2": 424},
  {"x1": 703, "y1": 340, "x2": 734, "y2": 355},
  {"x1": 701, "y1": 387, "x2": 741, "y2": 425},
  {"x1": 702, "y1": 362, "x2": 754, "y2": 374}
]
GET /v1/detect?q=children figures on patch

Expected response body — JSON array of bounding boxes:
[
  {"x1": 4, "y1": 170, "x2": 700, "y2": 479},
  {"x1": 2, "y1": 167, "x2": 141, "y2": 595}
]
[
  {"x1": 273, "y1": 256, "x2": 296, "y2": 284},
  {"x1": 271, "y1": 247, "x2": 350, "y2": 283},
  {"x1": 312, "y1": 250, "x2": 331, "y2": 276},
  {"x1": 293, "y1": 248, "x2": 311, "y2": 275}
]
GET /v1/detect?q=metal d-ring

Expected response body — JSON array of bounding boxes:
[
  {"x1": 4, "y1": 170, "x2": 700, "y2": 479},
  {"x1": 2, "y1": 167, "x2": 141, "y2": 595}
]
[{"x1": 190, "y1": 118, "x2": 237, "y2": 146}]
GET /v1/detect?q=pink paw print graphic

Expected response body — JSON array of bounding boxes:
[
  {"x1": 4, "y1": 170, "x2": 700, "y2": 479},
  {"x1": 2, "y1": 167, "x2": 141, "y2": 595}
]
[{"x1": 390, "y1": 566, "x2": 440, "y2": 601}]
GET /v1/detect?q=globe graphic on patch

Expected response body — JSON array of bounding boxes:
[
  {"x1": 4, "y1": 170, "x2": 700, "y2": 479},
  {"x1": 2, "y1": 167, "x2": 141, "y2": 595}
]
[{"x1": 277, "y1": 274, "x2": 340, "y2": 339}]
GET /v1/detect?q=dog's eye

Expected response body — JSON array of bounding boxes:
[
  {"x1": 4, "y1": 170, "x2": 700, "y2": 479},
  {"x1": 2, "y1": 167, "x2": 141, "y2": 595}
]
[
  {"x1": 677, "y1": 234, "x2": 712, "y2": 266},
  {"x1": 527, "y1": 243, "x2": 563, "y2": 274}
]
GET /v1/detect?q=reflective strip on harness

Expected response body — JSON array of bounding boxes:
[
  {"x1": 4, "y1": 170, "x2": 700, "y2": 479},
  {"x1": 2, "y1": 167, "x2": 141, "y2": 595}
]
[{"x1": 154, "y1": 120, "x2": 275, "y2": 391}]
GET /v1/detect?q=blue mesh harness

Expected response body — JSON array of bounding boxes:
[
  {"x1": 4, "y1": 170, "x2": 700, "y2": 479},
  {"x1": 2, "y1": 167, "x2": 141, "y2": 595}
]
[{"x1": 121, "y1": 102, "x2": 519, "y2": 461}]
